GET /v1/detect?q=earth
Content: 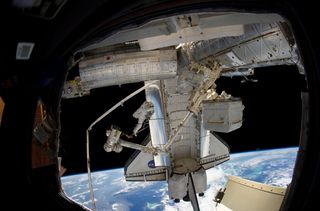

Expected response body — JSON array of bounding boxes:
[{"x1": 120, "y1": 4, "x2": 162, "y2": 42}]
[{"x1": 61, "y1": 147, "x2": 298, "y2": 211}]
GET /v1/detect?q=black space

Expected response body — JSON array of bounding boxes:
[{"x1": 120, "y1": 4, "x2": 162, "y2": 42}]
[
  {"x1": 60, "y1": 65, "x2": 305, "y2": 175},
  {"x1": 216, "y1": 65, "x2": 305, "y2": 153}
]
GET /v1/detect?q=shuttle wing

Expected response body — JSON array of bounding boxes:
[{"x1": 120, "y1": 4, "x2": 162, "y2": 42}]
[
  {"x1": 124, "y1": 139, "x2": 167, "y2": 181},
  {"x1": 200, "y1": 132, "x2": 230, "y2": 170}
]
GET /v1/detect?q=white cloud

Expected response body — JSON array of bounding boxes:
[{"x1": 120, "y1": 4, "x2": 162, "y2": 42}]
[
  {"x1": 111, "y1": 201, "x2": 132, "y2": 211},
  {"x1": 113, "y1": 180, "x2": 157, "y2": 196}
]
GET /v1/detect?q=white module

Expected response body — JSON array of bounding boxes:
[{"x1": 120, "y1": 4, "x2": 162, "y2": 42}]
[
  {"x1": 202, "y1": 99, "x2": 244, "y2": 133},
  {"x1": 79, "y1": 49, "x2": 177, "y2": 89}
]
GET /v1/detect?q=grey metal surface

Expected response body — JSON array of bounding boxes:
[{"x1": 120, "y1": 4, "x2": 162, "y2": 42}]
[
  {"x1": 163, "y1": 77, "x2": 200, "y2": 163},
  {"x1": 179, "y1": 23, "x2": 295, "y2": 71},
  {"x1": 81, "y1": 12, "x2": 283, "y2": 52}
]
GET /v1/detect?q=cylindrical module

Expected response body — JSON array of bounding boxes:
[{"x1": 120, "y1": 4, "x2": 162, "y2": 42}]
[
  {"x1": 146, "y1": 84, "x2": 170, "y2": 167},
  {"x1": 79, "y1": 50, "x2": 177, "y2": 89}
]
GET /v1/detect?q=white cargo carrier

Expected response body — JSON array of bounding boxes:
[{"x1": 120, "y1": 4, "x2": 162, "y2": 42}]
[{"x1": 202, "y1": 99, "x2": 244, "y2": 133}]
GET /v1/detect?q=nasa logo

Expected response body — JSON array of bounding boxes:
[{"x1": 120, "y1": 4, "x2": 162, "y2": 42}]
[{"x1": 148, "y1": 160, "x2": 155, "y2": 168}]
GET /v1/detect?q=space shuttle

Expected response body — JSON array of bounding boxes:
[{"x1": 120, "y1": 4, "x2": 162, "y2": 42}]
[
  {"x1": 61, "y1": 12, "x2": 299, "y2": 210},
  {"x1": 103, "y1": 70, "x2": 242, "y2": 210}
]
